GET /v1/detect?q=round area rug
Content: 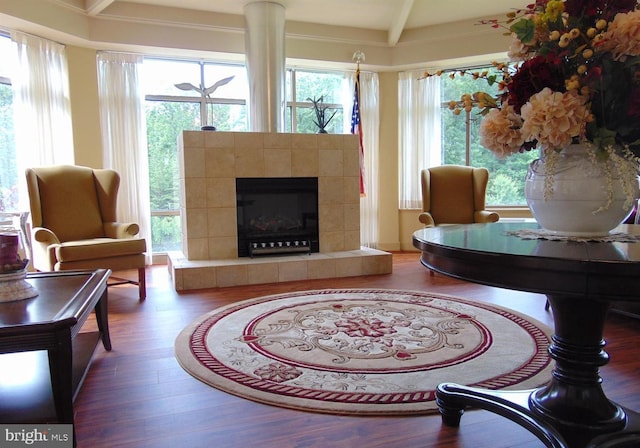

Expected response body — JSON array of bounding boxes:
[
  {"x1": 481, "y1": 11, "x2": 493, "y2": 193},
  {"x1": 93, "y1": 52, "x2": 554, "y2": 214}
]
[{"x1": 175, "y1": 289, "x2": 553, "y2": 415}]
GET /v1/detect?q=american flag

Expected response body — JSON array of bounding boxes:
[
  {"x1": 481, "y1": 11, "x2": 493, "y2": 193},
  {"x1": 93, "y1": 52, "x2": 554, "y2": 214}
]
[{"x1": 351, "y1": 68, "x2": 366, "y2": 196}]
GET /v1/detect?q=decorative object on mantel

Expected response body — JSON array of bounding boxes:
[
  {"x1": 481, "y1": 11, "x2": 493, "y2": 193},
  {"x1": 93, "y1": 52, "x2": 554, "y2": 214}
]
[
  {"x1": 175, "y1": 289, "x2": 553, "y2": 415},
  {"x1": 175, "y1": 75, "x2": 235, "y2": 131},
  {"x1": 423, "y1": 1, "x2": 640, "y2": 235},
  {"x1": 307, "y1": 95, "x2": 337, "y2": 134},
  {"x1": 0, "y1": 232, "x2": 37, "y2": 302}
]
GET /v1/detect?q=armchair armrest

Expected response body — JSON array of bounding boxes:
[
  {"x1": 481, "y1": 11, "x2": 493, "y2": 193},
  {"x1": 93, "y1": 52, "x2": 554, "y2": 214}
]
[
  {"x1": 474, "y1": 211, "x2": 500, "y2": 223},
  {"x1": 32, "y1": 227, "x2": 61, "y2": 245},
  {"x1": 418, "y1": 212, "x2": 435, "y2": 227},
  {"x1": 104, "y1": 222, "x2": 140, "y2": 239}
]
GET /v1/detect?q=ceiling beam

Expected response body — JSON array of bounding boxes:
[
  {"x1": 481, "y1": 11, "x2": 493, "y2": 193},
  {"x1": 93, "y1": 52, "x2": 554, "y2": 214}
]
[
  {"x1": 387, "y1": 0, "x2": 414, "y2": 46},
  {"x1": 85, "y1": 0, "x2": 115, "y2": 16}
]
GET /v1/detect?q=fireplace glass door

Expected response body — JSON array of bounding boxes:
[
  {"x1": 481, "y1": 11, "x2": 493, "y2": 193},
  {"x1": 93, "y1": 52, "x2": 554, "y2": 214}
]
[{"x1": 236, "y1": 177, "x2": 319, "y2": 257}]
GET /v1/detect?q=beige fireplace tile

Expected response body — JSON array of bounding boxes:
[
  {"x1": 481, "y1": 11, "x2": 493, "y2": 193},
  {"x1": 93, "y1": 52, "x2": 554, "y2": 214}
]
[
  {"x1": 319, "y1": 204, "x2": 344, "y2": 231},
  {"x1": 264, "y1": 133, "x2": 292, "y2": 149},
  {"x1": 235, "y1": 148, "x2": 265, "y2": 177},
  {"x1": 264, "y1": 149, "x2": 292, "y2": 177},
  {"x1": 185, "y1": 208, "x2": 208, "y2": 238},
  {"x1": 343, "y1": 230, "x2": 361, "y2": 250},
  {"x1": 362, "y1": 251, "x2": 394, "y2": 275},
  {"x1": 182, "y1": 267, "x2": 217, "y2": 289},
  {"x1": 291, "y1": 149, "x2": 319, "y2": 177},
  {"x1": 318, "y1": 177, "x2": 343, "y2": 205},
  {"x1": 206, "y1": 148, "x2": 236, "y2": 178},
  {"x1": 248, "y1": 262, "x2": 279, "y2": 284},
  {"x1": 319, "y1": 150, "x2": 344, "y2": 177},
  {"x1": 317, "y1": 134, "x2": 344, "y2": 150},
  {"x1": 343, "y1": 143, "x2": 360, "y2": 178},
  {"x1": 184, "y1": 178, "x2": 206, "y2": 208},
  {"x1": 183, "y1": 147, "x2": 206, "y2": 179},
  {"x1": 307, "y1": 257, "x2": 336, "y2": 279},
  {"x1": 204, "y1": 131, "x2": 235, "y2": 148},
  {"x1": 182, "y1": 131, "x2": 204, "y2": 148},
  {"x1": 343, "y1": 177, "x2": 361, "y2": 204},
  {"x1": 320, "y1": 231, "x2": 345, "y2": 252},
  {"x1": 208, "y1": 207, "x2": 237, "y2": 237},
  {"x1": 234, "y1": 132, "x2": 264, "y2": 150},
  {"x1": 208, "y1": 236, "x2": 237, "y2": 259},
  {"x1": 334, "y1": 255, "x2": 362, "y2": 277},
  {"x1": 216, "y1": 265, "x2": 248, "y2": 287},
  {"x1": 186, "y1": 237, "x2": 209, "y2": 260},
  {"x1": 207, "y1": 178, "x2": 236, "y2": 208},
  {"x1": 278, "y1": 260, "x2": 308, "y2": 282},
  {"x1": 344, "y1": 204, "x2": 360, "y2": 231},
  {"x1": 292, "y1": 134, "x2": 318, "y2": 150}
]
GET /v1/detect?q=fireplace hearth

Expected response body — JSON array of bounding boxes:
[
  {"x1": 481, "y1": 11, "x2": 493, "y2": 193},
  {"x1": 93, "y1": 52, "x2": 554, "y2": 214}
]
[{"x1": 236, "y1": 177, "x2": 319, "y2": 257}]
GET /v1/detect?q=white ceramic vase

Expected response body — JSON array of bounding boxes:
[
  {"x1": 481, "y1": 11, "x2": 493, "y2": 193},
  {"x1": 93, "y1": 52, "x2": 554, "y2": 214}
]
[{"x1": 524, "y1": 144, "x2": 639, "y2": 236}]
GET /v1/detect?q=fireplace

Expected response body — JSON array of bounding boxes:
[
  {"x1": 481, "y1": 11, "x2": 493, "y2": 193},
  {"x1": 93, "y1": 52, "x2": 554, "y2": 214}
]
[{"x1": 236, "y1": 177, "x2": 319, "y2": 257}]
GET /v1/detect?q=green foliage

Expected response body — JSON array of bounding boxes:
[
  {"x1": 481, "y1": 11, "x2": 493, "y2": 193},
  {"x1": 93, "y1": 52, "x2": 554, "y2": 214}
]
[
  {"x1": 441, "y1": 68, "x2": 537, "y2": 205},
  {"x1": 0, "y1": 84, "x2": 17, "y2": 211}
]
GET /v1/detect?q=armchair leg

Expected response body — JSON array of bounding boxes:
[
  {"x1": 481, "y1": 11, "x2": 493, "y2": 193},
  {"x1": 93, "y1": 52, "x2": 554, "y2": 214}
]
[{"x1": 138, "y1": 267, "x2": 146, "y2": 301}]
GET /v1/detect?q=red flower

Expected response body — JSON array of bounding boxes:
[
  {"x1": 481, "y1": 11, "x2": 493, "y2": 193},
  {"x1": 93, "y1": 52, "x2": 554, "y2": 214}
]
[
  {"x1": 564, "y1": 0, "x2": 637, "y2": 18},
  {"x1": 507, "y1": 55, "x2": 565, "y2": 113}
]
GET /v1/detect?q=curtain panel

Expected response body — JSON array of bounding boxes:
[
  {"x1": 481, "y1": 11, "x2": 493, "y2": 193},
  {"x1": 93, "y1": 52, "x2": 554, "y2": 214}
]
[
  {"x1": 398, "y1": 70, "x2": 441, "y2": 210},
  {"x1": 97, "y1": 52, "x2": 152, "y2": 260},
  {"x1": 11, "y1": 31, "x2": 74, "y2": 211}
]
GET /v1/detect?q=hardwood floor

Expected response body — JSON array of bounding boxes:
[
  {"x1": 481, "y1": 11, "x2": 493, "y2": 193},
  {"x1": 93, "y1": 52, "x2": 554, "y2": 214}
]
[{"x1": 73, "y1": 253, "x2": 640, "y2": 448}]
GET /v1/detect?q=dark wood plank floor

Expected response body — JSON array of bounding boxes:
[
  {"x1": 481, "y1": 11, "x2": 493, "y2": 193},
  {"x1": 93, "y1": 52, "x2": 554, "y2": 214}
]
[{"x1": 73, "y1": 253, "x2": 640, "y2": 448}]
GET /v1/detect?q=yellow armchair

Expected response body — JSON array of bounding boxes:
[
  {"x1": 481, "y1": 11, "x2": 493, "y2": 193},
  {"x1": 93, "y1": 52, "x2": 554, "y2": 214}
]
[
  {"x1": 419, "y1": 165, "x2": 499, "y2": 227},
  {"x1": 26, "y1": 165, "x2": 147, "y2": 300}
]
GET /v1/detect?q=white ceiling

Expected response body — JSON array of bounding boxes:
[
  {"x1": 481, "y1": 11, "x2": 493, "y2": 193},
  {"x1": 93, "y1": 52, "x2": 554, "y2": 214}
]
[{"x1": 86, "y1": 0, "x2": 530, "y2": 45}]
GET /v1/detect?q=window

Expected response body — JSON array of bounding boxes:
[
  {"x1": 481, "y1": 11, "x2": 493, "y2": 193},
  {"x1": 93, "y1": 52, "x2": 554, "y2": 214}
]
[
  {"x1": 286, "y1": 69, "x2": 346, "y2": 133},
  {"x1": 440, "y1": 66, "x2": 537, "y2": 206},
  {"x1": 142, "y1": 58, "x2": 248, "y2": 253},
  {"x1": 0, "y1": 34, "x2": 17, "y2": 212}
]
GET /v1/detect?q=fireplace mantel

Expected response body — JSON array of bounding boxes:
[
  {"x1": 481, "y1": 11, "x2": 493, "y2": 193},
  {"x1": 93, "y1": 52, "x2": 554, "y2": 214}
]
[{"x1": 167, "y1": 131, "x2": 392, "y2": 291}]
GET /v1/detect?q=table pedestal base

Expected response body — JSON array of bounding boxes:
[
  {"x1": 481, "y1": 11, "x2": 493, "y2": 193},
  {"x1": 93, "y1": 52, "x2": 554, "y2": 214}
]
[
  {"x1": 436, "y1": 294, "x2": 640, "y2": 447},
  {"x1": 436, "y1": 383, "x2": 640, "y2": 447}
]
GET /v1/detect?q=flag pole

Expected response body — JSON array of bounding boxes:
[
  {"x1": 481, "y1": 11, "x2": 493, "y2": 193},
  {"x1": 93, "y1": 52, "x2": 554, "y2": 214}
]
[{"x1": 351, "y1": 51, "x2": 366, "y2": 196}]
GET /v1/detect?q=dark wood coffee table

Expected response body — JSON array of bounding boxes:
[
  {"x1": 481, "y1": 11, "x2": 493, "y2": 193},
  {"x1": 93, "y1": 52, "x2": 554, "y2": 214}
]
[
  {"x1": 414, "y1": 222, "x2": 640, "y2": 447},
  {"x1": 0, "y1": 269, "x2": 111, "y2": 427}
]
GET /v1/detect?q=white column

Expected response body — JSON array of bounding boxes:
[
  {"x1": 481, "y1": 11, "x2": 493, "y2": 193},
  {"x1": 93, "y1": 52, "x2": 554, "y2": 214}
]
[{"x1": 244, "y1": 1, "x2": 286, "y2": 132}]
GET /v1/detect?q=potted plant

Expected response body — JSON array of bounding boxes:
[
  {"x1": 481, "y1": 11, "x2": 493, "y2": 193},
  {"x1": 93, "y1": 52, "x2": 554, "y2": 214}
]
[{"x1": 307, "y1": 95, "x2": 337, "y2": 133}]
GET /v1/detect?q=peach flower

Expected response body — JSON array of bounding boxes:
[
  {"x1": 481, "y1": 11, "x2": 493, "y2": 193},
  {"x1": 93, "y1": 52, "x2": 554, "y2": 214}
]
[
  {"x1": 479, "y1": 104, "x2": 524, "y2": 158},
  {"x1": 600, "y1": 10, "x2": 640, "y2": 61},
  {"x1": 520, "y1": 88, "x2": 589, "y2": 150}
]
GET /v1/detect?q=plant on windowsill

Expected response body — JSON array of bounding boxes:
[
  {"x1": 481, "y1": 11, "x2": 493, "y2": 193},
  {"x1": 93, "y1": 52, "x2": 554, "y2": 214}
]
[
  {"x1": 422, "y1": 0, "x2": 640, "y2": 235},
  {"x1": 307, "y1": 95, "x2": 337, "y2": 134},
  {"x1": 175, "y1": 75, "x2": 235, "y2": 131}
]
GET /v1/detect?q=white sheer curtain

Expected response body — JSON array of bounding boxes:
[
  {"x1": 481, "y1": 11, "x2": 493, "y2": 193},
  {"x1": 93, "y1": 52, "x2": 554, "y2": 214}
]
[
  {"x1": 398, "y1": 69, "x2": 441, "y2": 209},
  {"x1": 11, "y1": 31, "x2": 74, "y2": 210},
  {"x1": 96, "y1": 52, "x2": 152, "y2": 259},
  {"x1": 344, "y1": 71, "x2": 380, "y2": 248}
]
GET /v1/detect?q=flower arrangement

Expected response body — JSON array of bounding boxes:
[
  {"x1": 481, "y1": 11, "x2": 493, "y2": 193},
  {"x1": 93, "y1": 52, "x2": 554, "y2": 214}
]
[
  {"x1": 424, "y1": 0, "x2": 640, "y2": 210},
  {"x1": 425, "y1": 0, "x2": 640, "y2": 160}
]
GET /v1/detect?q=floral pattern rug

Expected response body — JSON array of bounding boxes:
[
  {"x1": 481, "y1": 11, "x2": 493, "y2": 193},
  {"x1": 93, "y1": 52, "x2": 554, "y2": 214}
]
[{"x1": 175, "y1": 289, "x2": 553, "y2": 415}]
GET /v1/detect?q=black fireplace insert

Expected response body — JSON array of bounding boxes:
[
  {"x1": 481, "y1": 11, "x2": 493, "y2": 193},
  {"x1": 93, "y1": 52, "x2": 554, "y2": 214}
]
[{"x1": 236, "y1": 177, "x2": 319, "y2": 257}]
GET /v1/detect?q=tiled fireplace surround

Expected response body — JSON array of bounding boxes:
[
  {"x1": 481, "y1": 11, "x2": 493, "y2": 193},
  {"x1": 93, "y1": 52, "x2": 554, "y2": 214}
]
[{"x1": 167, "y1": 131, "x2": 392, "y2": 291}]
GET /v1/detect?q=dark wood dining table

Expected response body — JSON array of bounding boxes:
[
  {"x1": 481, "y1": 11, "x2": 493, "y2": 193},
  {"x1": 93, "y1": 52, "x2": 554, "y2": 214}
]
[{"x1": 413, "y1": 222, "x2": 640, "y2": 447}]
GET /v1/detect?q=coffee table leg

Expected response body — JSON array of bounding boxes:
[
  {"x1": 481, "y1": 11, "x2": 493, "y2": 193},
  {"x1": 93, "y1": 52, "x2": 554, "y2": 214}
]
[
  {"x1": 94, "y1": 289, "x2": 112, "y2": 351},
  {"x1": 48, "y1": 328, "x2": 74, "y2": 424}
]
